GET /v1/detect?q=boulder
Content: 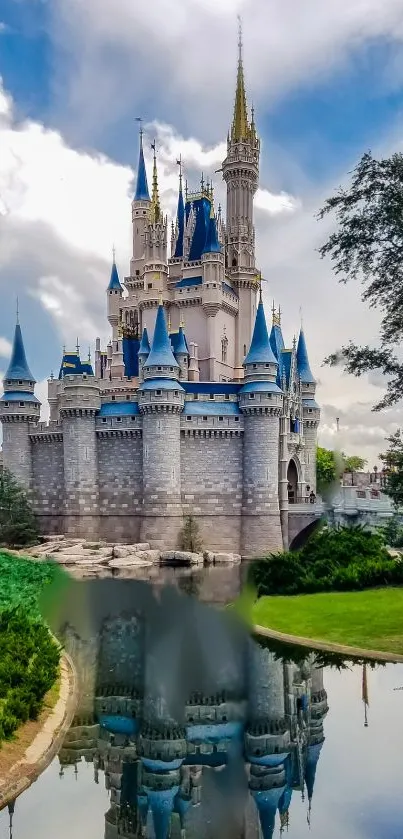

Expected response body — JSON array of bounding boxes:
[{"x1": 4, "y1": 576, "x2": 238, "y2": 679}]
[
  {"x1": 51, "y1": 554, "x2": 94, "y2": 565},
  {"x1": 203, "y1": 551, "x2": 215, "y2": 565},
  {"x1": 131, "y1": 543, "x2": 151, "y2": 552},
  {"x1": 134, "y1": 550, "x2": 161, "y2": 563},
  {"x1": 160, "y1": 551, "x2": 176, "y2": 562},
  {"x1": 148, "y1": 540, "x2": 166, "y2": 550},
  {"x1": 50, "y1": 542, "x2": 85, "y2": 555},
  {"x1": 41, "y1": 534, "x2": 65, "y2": 543},
  {"x1": 109, "y1": 557, "x2": 153, "y2": 569},
  {"x1": 113, "y1": 546, "x2": 135, "y2": 559},
  {"x1": 174, "y1": 551, "x2": 204, "y2": 565},
  {"x1": 214, "y1": 552, "x2": 241, "y2": 565}
]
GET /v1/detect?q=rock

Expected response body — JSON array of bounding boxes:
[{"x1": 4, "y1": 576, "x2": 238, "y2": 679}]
[
  {"x1": 132, "y1": 543, "x2": 151, "y2": 552},
  {"x1": 113, "y1": 546, "x2": 135, "y2": 559},
  {"x1": 203, "y1": 551, "x2": 215, "y2": 565},
  {"x1": 174, "y1": 551, "x2": 204, "y2": 565},
  {"x1": 134, "y1": 550, "x2": 161, "y2": 563},
  {"x1": 160, "y1": 551, "x2": 176, "y2": 562},
  {"x1": 109, "y1": 557, "x2": 153, "y2": 569},
  {"x1": 41, "y1": 534, "x2": 65, "y2": 543},
  {"x1": 85, "y1": 541, "x2": 107, "y2": 549},
  {"x1": 148, "y1": 540, "x2": 166, "y2": 550},
  {"x1": 51, "y1": 554, "x2": 95, "y2": 565},
  {"x1": 214, "y1": 552, "x2": 241, "y2": 565}
]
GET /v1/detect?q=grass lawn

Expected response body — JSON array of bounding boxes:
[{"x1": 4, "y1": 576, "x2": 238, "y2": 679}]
[{"x1": 252, "y1": 587, "x2": 403, "y2": 655}]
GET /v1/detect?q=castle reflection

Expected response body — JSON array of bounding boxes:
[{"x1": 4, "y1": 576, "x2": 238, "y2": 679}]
[{"x1": 56, "y1": 582, "x2": 329, "y2": 839}]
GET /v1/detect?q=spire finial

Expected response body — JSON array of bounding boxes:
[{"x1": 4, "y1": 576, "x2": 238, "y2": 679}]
[
  {"x1": 231, "y1": 15, "x2": 250, "y2": 142},
  {"x1": 272, "y1": 299, "x2": 276, "y2": 321},
  {"x1": 150, "y1": 140, "x2": 161, "y2": 223},
  {"x1": 200, "y1": 171, "x2": 205, "y2": 192},
  {"x1": 88, "y1": 346, "x2": 91, "y2": 361},
  {"x1": 76, "y1": 338, "x2": 80, "y2": 354},
  {"x1": 16, "y1": 296, "x2": 19, "y2": 325},
  {"x1": 180, "y1": 312, "x2": 184, "y2": 328},
  {"x1": 112, "y1": 243, "x2": 116, "y2": 263},
  {"x1": 278, "y1": 304, "x2": 281, "y2": 324},
  {"x1": 176, "y1": 154, "x2": 183, "y2": 188},
  {"x1": 134, "y1": 117, "x2": 150, "y2": 201}
]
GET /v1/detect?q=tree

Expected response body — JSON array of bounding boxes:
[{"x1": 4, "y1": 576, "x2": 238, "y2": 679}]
[
  {"x1": 318, "y1": 151, "x2": 403, "y2": 410},
  {"x1": 316, "y1": 446, "x2": 337, "y2": 492},
  {"x1": 0, "y1": 469, "x2": 39, "y2": 546},
  {"x1": 343, "y1": 455, "x2": 367, "y2": 473},
  {"x1": 178, "y1": 515, "x2": 202, "y2": 553},
  {"x1": 379, "y1": 430, "x2": 403, "y2": 508}
]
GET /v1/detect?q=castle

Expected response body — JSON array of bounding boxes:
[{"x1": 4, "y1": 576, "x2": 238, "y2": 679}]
[
  {"x1": 54, "y1": 585, "x2": 328, "y2": 839},
  {"x1": 0, "y1": 30, "x2": 320, "y2": 556}
]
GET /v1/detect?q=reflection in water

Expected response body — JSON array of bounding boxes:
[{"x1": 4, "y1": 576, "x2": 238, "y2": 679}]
[{"x1": 42, "y1": 579, "x2": 329, "y2": 839}]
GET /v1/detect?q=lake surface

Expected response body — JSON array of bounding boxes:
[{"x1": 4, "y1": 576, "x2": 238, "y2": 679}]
[{"x1": 1, "y1": 569, "x2": 403, "y2": 839}]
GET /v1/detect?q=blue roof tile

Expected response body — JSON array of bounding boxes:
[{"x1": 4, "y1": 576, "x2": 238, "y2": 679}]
[
  {"x1": 175, "y1": 276, "x2": 202, "y2": 288},
  {"x1": 280, "y1": 349, "x2": 292, "y2": 387},
  {"x1": 296, "y1": 329, "x2": 315, "y2": 383},
  {"x1": 123, "y1": 336, "x2": 140, "y2": 378},
  {"x1": 173, "y1": 326, "x2": 188, "y2": 355},
  {"x1": 222, "y1": 282, "x2": 238, "y2": 297},
  {"x1": 107, "y1": 260, "x2": 122, "y2": 291},
  {"x1": 139, "y1": 378, "x2": 184, "y2": 391},
  {"x1": 5, "y1": 323, "x2": 35, "y2": 382},
  {"x1": 302, "y1": 398, "x2": 319, "y2": 410},
  {"x1": 240, "y1": 381, "x2": 282, "y2": 394},
  {"x1": 173, "y1": 177, "x2": 185, "y2": 258},
  {"x1": 187, "y1": 196, "x2": 211, "y2": 261},
  {"x1": 99, "y1": 401, "x2": 140, "y2": 416},
  {"x1": 183, "y1": 401, "x2": 240, "y2": 415},
  {"x1": 138, "y1": 327, "x2": 150, "y2": 357},
  {"x1": 134, "y1": 131, "x2": 150, "y2": 201},
  {"x1": 203, "y1": 211, "x2": 221, "y2": 254},
  {"x1": 183, "y1": 382, "x2": 240, "y2": 395},
  {"x1": 143, "y1": 305, "x2": 179, "y2": 370},
  {"x1": 0, "y1": 390, "x2": 40, "y2": 404},
  {"x1": 244, "y1": 300, "x2": 277, "y2": 366}
]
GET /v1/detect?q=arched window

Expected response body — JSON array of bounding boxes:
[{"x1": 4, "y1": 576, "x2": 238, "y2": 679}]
[
  {"x1": 221, "y1": 335, "x2": 228, "y2": 364},
  {"x1": 243, "y1": 344, "x2": 247, "y2": 357},
  {"x1": 232, "y1": 257, "x2": 237, "y2": 267}
]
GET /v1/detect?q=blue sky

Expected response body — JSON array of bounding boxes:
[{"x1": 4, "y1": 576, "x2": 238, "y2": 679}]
[{"x1": 2, "y1": 0, "x2": 403, "y2": 462}]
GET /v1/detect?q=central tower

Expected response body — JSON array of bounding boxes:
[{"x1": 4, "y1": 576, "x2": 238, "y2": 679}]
[{"x1": 222, "y1": 19, "x2": 261, "y2": 377}]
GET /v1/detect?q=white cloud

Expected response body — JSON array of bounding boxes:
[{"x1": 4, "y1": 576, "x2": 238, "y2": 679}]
[
  {"x1": 49, "y1": 0, "x2": 403, "y2": 143},
  {"x1": 0, "y1": 337, "x2": 11, "y2": 358}
]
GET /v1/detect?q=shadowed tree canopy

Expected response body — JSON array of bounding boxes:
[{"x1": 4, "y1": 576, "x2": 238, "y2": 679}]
[
  {"x1": 316, "y1": 447, "x2": 366, "y2": 494},
  {"x1": 380, "y1": 430, "x2": 403, "y2": 509},
  {"x1": 318, "y1": 151, "x2": 403, "y2": 411}
]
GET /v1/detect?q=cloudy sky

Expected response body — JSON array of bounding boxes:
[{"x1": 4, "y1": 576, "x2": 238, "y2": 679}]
[{"x1": 1, "y1": 0, "x2": 403, "y2": 465}]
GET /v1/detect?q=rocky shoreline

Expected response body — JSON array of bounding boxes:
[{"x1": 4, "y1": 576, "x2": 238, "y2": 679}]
[{"x1": 14, "y1": 536, "x2": 241, "y2": 574}]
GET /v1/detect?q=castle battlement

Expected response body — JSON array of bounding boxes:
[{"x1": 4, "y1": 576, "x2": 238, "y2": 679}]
[{"x1": 0, "y1": 31, "x2": 320, "y2": 556}]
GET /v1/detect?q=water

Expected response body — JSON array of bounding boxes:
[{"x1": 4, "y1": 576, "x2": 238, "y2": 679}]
[{"x1": 1, "y1": 571, "x2": 403, "y2": 839}]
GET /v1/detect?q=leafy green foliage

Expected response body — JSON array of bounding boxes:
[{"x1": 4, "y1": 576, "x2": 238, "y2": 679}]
[
  {"x1": 378, "y1": 515, "x2": 403, "y2": 548},
  {"x1": 379, "y1": 429, "x2": 403, "y2": 508},
  {"x1": 343, "y1": 454, "x2": 367, "y2": 472},
  {"x1": 0, "y1": 608, "x2": 60, "y2": 743},
  {"x1": 318, "y1": 151, "x2": 403, "y2": 411},
  {"x1": 0, "y1": 469, "x2": 39, "y2": 546},
  {"x1": 248, "y1": 524, "x2": 403, "y2": 597},
  {"x1": 316, "y1": 446, "x2": 365, "y2": 494},
  {"x1": 0, "y1": 552, "x2": 61, "y2": 618},
  {"x1": 178, "y1": 515, "x2": 203, "y2": 553}
]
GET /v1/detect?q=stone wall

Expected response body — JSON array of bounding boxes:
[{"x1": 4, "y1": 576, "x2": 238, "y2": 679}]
[
  {"x1": 97, "y1": 431, "x2": 143, "y2": 542},
  {"x1": 241, "y1": 415, "x2": 283, "y2": 557},
  {"x1": 141, "y1": 412, "x2": 183, "y2": 547},
  {"x1": 31, "y1": 437, "x2": 64, "y2": 517},
  {"x1": 180, "y1": 430, "x2": 243, "y2": 552}
]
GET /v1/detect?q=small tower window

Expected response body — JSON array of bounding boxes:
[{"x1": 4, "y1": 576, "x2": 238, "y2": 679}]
[
  {"x1": 218, "y1": 416, "x2": 223, "y2": 422},
  {"x1": 221, "y1": 333, "x2": 228, "y2": 364},
  {"x1": 209, "y1": 394, "x2": 215, "y2": 400},
  {"x1": 224, "y1": 394, "x2": 230, "y2": 400},
  {"x1": 102, "y1": 418, "x2": 107, "y2": 423},
  {"x1": 148, "y1": 283, "x2": 153, "y2": 289},
  {"x1": 202, "y1": 416, "x2": 207, "y2": 421},
  {"x1": 157, "y1": 366, "x2": 162, "y2": 371},
  {"x1": 18, "y1": 380, "x2": 22, "y2": 385},
  {"x1": 249, "y1": 394, "x2": 255, "y2": 400},
  {"x1": 4, "y1": 402, "x2": 8, "y2": 407},
  {"x1": 232, "y1": 257, "x2": 237, "y2": 267},
  {"x1": 156, "y1": 390, "x2": 162, "y2": 396},
  {"x1": 136, "y1": 269, "x2": 140, "y2": 276},
  {"x1": 19, "y1": 402, "x2": 24, "y2": 407},
  {"x1": 174, "y1": 391, "x2": 179, "y2": 397},
  {"x1": 243, "y1": 344, "x2": 246, "y2": 356}
]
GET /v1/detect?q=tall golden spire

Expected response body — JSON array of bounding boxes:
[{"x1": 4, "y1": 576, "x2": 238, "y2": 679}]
[
  {"x1": 150, "y1": 140, "x2": 161, "y2": 223},
  {"x1": 231, "y1": 16, "x2": 250, "y2": 142}
]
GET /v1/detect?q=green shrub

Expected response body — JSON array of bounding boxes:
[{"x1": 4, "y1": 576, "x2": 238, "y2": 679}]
[
  {"x1": 248, "y1": 524, "x2": 403, "y2": 598},
  {"x1": 0, "y1": 608, "x2": 60, "y2": 743},
  {"x1": 0, "y1": 469, "x2": 39, "y2": 546},
  {"x1": 178, "y1": 515, "x2": 203, "y2": 553}
]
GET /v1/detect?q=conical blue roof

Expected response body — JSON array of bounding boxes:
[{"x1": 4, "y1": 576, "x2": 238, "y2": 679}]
[
  {"x1": 138, "y1": 326, "x2": 150, "y2": 357},
  {"x1": 175, "y1": 325, "x2": 188, "y2": 356},
  {"x1": 203, "y1": 212, "x2": 221, "y2": 254},
  {"x1": 148, "y1": 787, "x2": 179, "y2": 839},
  {"x1": 173, "y1": 178, "x2": 185, "y2": 258},
  {"x1": 143, "y1": 305, "x2": 179, "y2": 369},
  {"x1": 304, "y1": 741, "x2": 323, "y2": 801},
  {"x1": 134, "y1": 131, "x2": 150, "y2": 201},
  {"x1": 5, "y1": 323, "x2": 35, "y2": 382},
  {"x1": 296, "y1": 329, "x2": 315, "y2": 384},
  {"x1": 270, "y1": 323, "x2": 285, "y2": 360},
  {"x1": 107, "y1": 259, "x2": 122, "y2": 291},
  {"x1": 244, "y1": 299, "x2": 277, "y2": 366}
]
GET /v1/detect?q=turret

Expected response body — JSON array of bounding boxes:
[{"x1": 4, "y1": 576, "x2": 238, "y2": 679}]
[
  {"x1": 138, "y1": 303, "x2": 184, "y2": 547},
  {"x1": 175, "y1": 325, "x2": 189, "y2": 381},
  {"x1": 131, "y1": 126, "x2": 151, "y2": 277},
  {"x1": 173, "y1": 165, "x2": 185, "y2": 259},
  {"x1": 222, "y1": 20, "x2": 260, "y2": 375},
  {"x1": 107, "y1": 252, "x2": 125, "y2": 379},
  {"x1": 239, "y1": 294, "x2": 283, "y2": 555},
  {"x1": 138, "y1": 326, "x2": 150, "y2": 383},
  {"x1": 296, "y1": 328, "x2": 319, "y2": 494},
  {"x1": 143, "y1": 146, "x2": 169, "y2": 333},
  {"x1": 0, "y1": 318, "x2": 40, "y2": 488},
  {"x1": 59, "y1": 370, "x2": 101, "y2": 538}
]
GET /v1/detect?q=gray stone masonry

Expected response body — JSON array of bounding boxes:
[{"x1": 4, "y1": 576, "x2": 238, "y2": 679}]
[
  {"x1": 141, "y1": 411, "x2": 183, "y2": 548},
  {"x1": 98, "y1": 433, "x2": 142, "y2": 529},
  {"x1": 241, "y1": 414, "x2": 283, "y2": 556},
  {"x1": 31, "y1": 438, "x2": 64, "y2": 516},
  {"x1": 62, "y1": 415, "x2": 99, "y2": 538},
  {"x1": 2, "y1": 421, "x2": 33, "y2": 489}
]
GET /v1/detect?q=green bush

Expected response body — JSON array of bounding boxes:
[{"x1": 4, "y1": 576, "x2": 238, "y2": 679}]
[
  {"x1": 0, "y1": 608, "x2": 60, "y2": 743},
  {"x1": 248, "y1": 524, "x2": 403, "y2": 597},
  {"x1": 0, "y1": 469, "x2": 39, "y2": 546}
]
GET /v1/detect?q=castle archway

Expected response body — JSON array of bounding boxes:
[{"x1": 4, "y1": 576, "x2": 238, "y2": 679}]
[{"x1": 287, "y1": 459, "x2": 299, "y2": 505}]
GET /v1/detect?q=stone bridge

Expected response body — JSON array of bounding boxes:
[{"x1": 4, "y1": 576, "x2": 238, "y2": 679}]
[{"x1": 287, "y1": 484, "x2": 394, "y2": 550}]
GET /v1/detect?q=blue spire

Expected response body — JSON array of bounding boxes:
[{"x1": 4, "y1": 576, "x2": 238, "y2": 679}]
[
  {"x1": 304, "y1": 742, "x2": 323, "y2": 801},
  {"x1": 175, "y1": 325, "x2": 188, "y2": 356},
  {"x1": 107, "y1": 254, "x2": 122, "y2": 291},
  {"x1": 138, "y1": 326, "x2": 150, "y2": 357},
  {"x1": 244, "y1": 296, "x2": 277, "y2": 366},
  {"x1": 147, "y1": 788, "x2": 179, "y2": 839},
  {"x1": 134, "y1": 128, "x2": 150, "y2": 201},
  {"x1": 143, "y1": 304, "x2": 178, "y2": 369},
  {"x1": 203, "y1": 208, "x2": 221, "y2": 254},
  {"x1": 296, "y1": 328, "x2": 315, "y2": 384},
  {"x1": 173, "y1": 171, "x2": 185, "y2": 258},
  {"x1": 5, "y1": 321, "x2": 35, "y2": 382}
]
